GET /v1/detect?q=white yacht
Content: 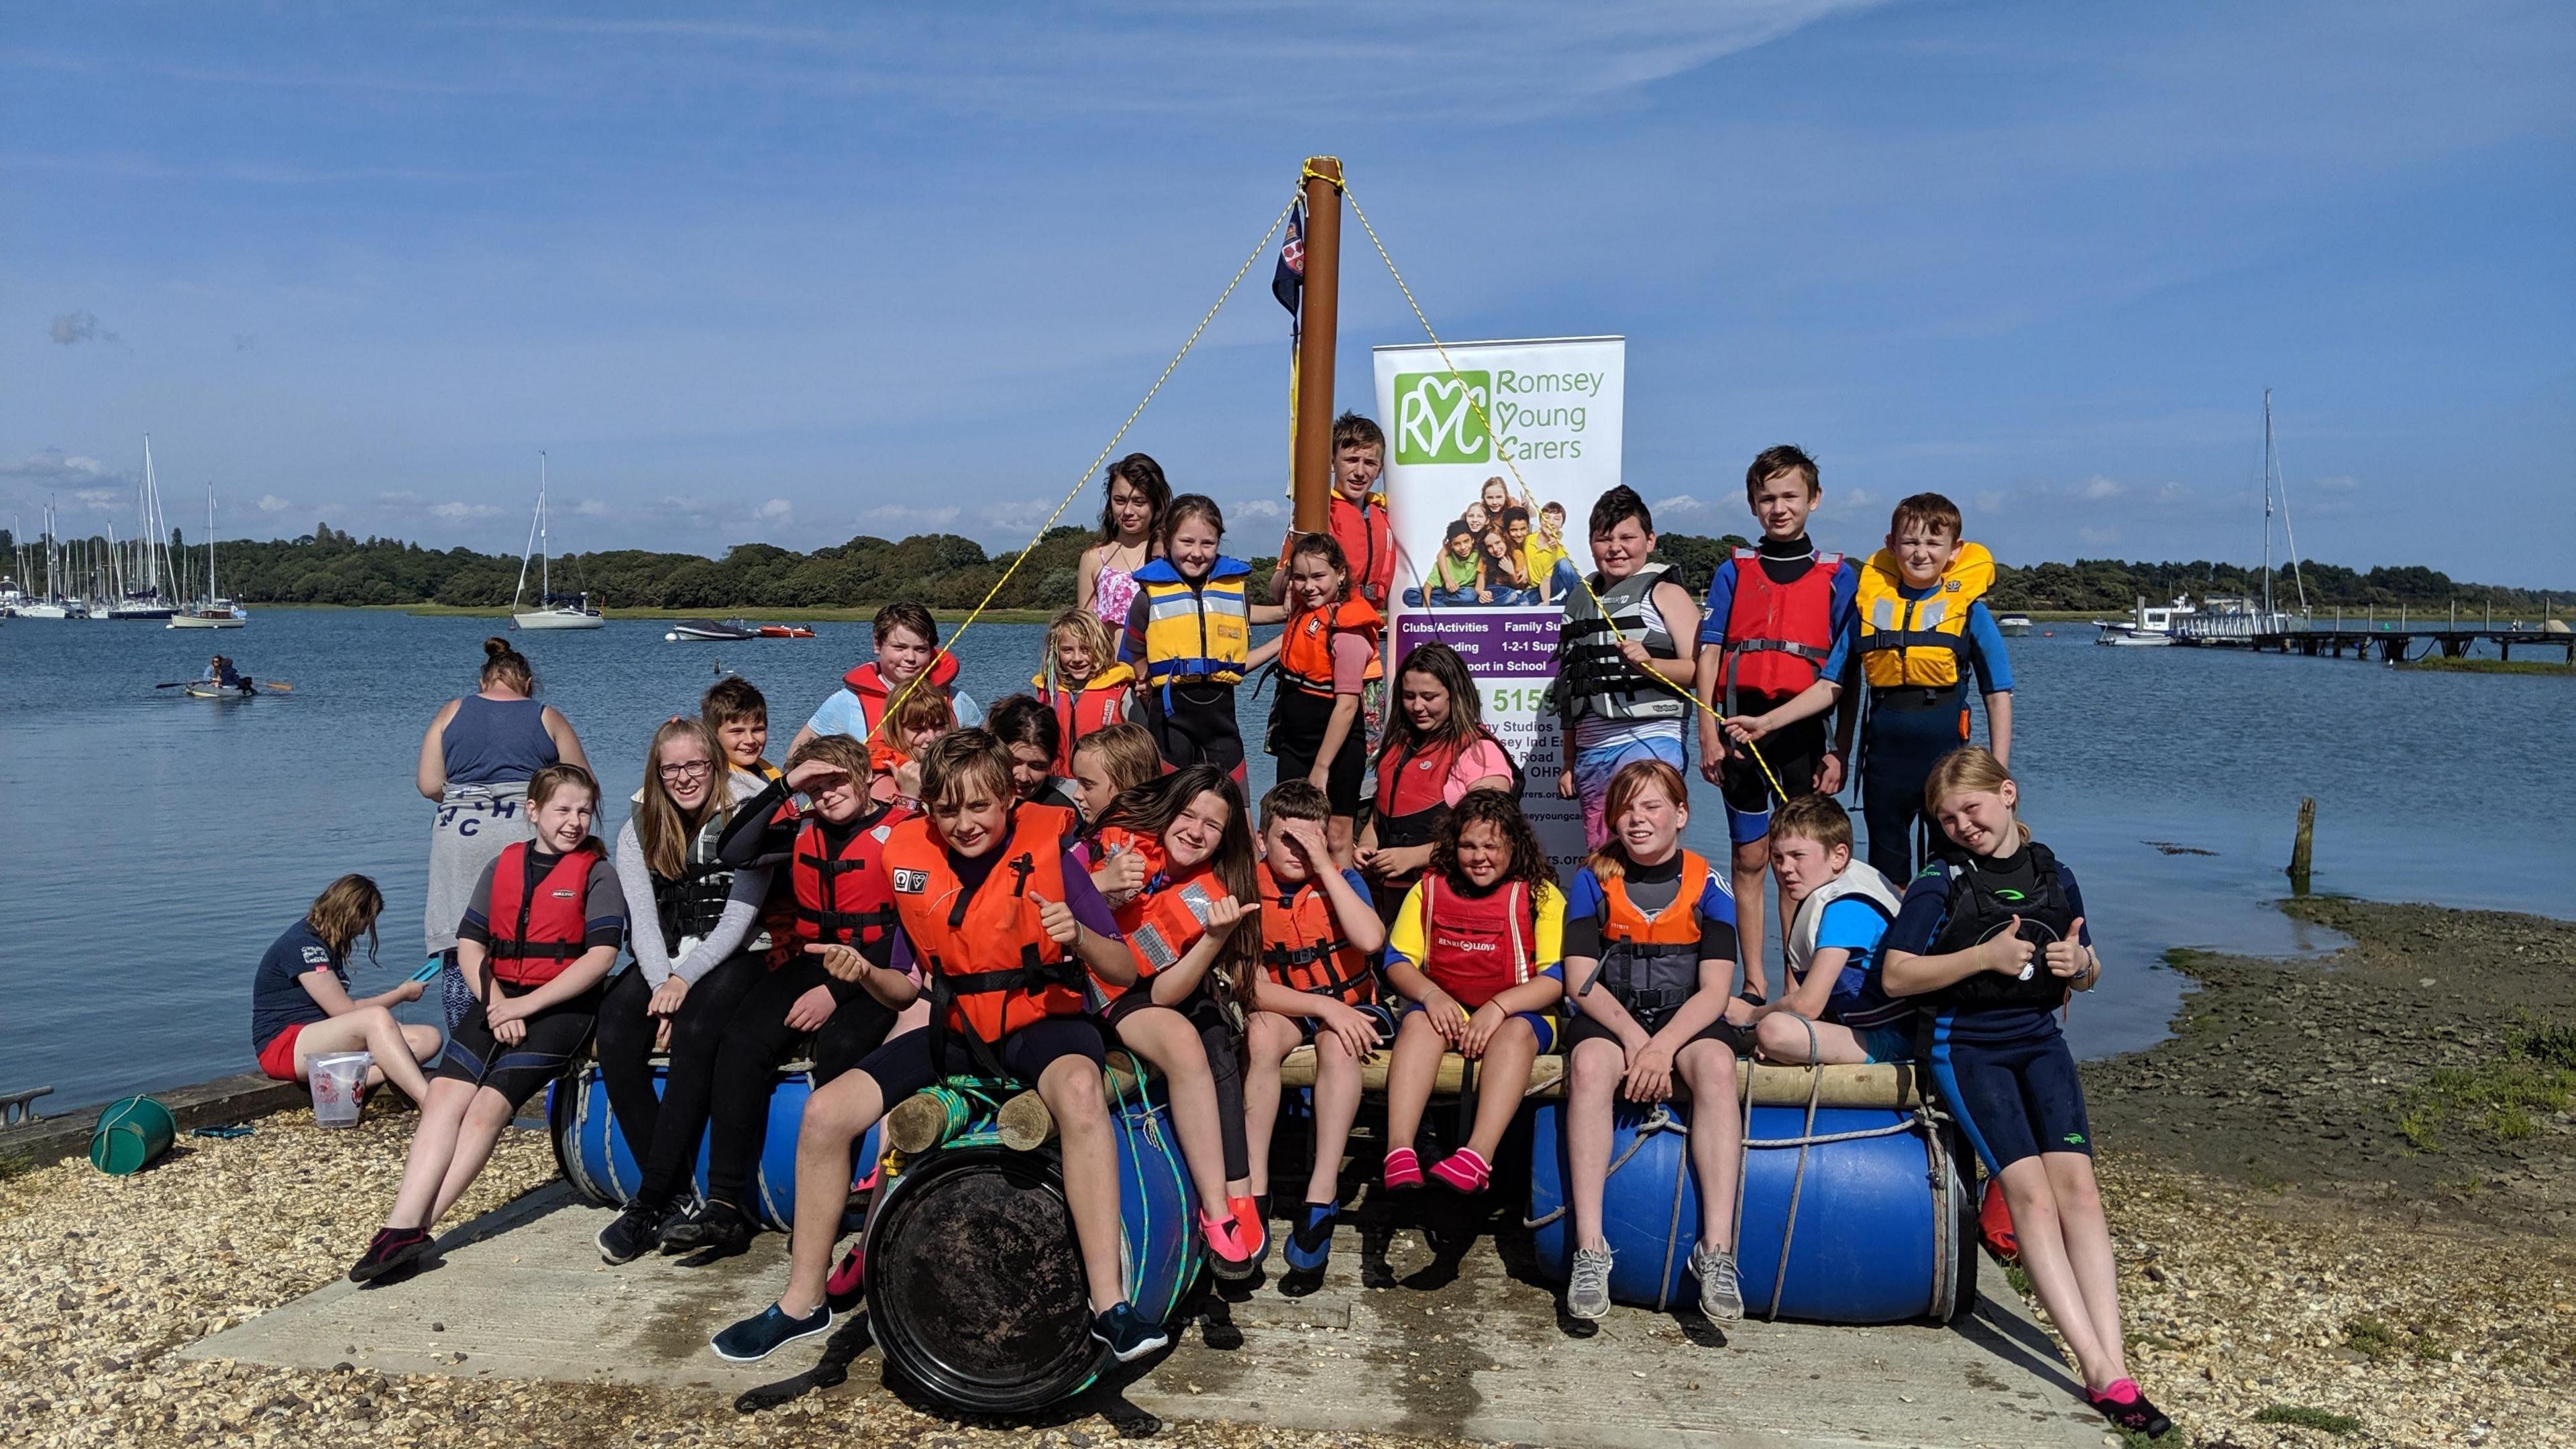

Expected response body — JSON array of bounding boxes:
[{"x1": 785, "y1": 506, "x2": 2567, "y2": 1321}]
[{"x1": 511, "y1": 453, "x2": 604, "y2": 631}]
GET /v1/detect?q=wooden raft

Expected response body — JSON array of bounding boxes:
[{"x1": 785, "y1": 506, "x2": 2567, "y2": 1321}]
[{"x1": 882, "y1": 1046, "x2": 1923, "y2": 1156}]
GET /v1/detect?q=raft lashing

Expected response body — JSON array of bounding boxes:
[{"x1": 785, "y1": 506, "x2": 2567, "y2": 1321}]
[
  {"x1": 863, "y1": 1076, "x2": 1201, "y2": 1413},
  {"x1": 1528, "y1": 1099, "x2": 1978, "y2": 1324},
  {"x1": 548, "y1": 1061, "x2": 879, "y2": 1232}
]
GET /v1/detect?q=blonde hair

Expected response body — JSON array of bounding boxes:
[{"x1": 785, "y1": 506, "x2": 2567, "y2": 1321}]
[
  {"x1": 1044, "y1": 608, "x2": 1117, "y2": 690},
  {"x1": 1071, "y1": 721, "x2": 1160, "y2": 796},
  {"x1": 305, "y1": 874, "x2": 384, "y2": 965},
  {"x1": 1922, "y1": 745, "x2": 2030, "y2": 845},
  {"x1": 1584, "y1": 759, "x2": 1688, "y2": 882},
  {"x1": 635, "y1": 718, "x2": 729, "y2": 880}
]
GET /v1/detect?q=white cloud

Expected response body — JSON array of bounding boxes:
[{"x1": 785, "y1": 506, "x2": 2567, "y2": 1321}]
[
  {"x1": 2080, "y1": 476, "x2": 2125, "y2": 500},
  {"x1": 1226, "y1": 496, "x2": 1287, "y2": 524},
  {"x1": 860, "y1": 503, "x2": 959, "y2": 529},
  {"x1": 2313, "y1": 474, "x2": 2358, "y2": 492},
  {"x1": 256, "y1": 494, "x2": 293, "y2": 513},
  {"x1": 0, "y1": 451, "x2": 119, "y2": 488},
  {"x1": 430, "y1": 500, "x2": 502, "y2": 521},
  {"x1": 755, "y1": 498, "x2": 794, "y2": 521},
  {"x1": 70, "y1": 488, "x2": 121, "y2": 511},
  {"x1": 572, "y1": 498, "x2": 610, "y2": 517}
]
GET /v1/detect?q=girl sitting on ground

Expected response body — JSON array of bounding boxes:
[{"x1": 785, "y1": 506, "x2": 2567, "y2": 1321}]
[
  {"x1": 1077, "y1": 452, "x2": 1169, "y2": 632},
  {"x1": 1240, "y1": 780, "x2": 1389, "y2": 1274},
  {"x1": 710, "y1": 730, "x2": 1165, "y2": 1364},
  {"x1": 1556, "y1": 759, "x2": 1747, "y2": 1322},
  {"x1": 1265, "y1": 533, "x2": 1381, "y2": 867},
  {"x1": 1379, "y1": 789, "x2": 1564, "y2": 1195},
  {"x1": 1881, "y1": 746, "x2": 2168, "y2": 1440},
  {"x1": 1036, "y1": 607, "x2": 1134, "y2": 777},
  {"x1": 1357, "y1": 642, "x2": 1515, "y2": 927},
  {"x1": 250, "y1": 873, "x2": 443, "y2": 1104},
  {"x1": 1119, "y1": 494, "x2": 1287, "y2": 782},
  {"x1": 592, "y1": 720, "x2": 776, "y2": 1264},
  {"x1": 1086, "y1": 765, "x2": 1267, "y2": 1276},
  {"x1": 350, "y1": 764, "x2": 624, "y2": 1285}
]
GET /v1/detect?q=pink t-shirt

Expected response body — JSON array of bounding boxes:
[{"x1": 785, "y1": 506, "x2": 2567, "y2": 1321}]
[
  {"x1": 1328, "y1": 632, "x2": 1375, "y2": 694},
  {"x1": 1442, "y1": 739, "x2": 1514, "y2": 806}
]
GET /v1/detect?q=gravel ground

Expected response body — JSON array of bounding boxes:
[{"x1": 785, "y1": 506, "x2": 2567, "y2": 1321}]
[{"x1": 3, "y1": 896, "x2": 2569, "y2": 1448}]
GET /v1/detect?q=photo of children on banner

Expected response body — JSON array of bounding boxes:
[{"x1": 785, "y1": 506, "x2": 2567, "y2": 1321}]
[{"x1": 1401, "y1": 479, "x2": 1577, "y2": 608}]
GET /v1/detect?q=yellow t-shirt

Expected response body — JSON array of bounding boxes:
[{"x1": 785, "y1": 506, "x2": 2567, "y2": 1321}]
[
  {"x1": 1387, "y1": 878, "x2": 1567, "y2": 984},
  {"x1": 1523, "y1": 536, "x2": 1568, "y2": 588}
]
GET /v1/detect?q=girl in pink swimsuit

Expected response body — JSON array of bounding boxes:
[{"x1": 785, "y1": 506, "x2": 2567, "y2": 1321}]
[{"x1": 1079, "y1": 453, "x2": 1170, "y2": 630}]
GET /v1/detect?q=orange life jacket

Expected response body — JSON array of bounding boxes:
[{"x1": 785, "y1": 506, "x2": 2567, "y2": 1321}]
[
  {"x1": 1279, "y1": 596, "x2": 1383, "y2": 695},
  {"x1": 484, "y1": 841, "x2": 600, "y2": 986},
  {"x1": 1416, "y1": 874, "x2": 1536, "y2": 1010},
  {"x1": 1091, "y1": 824, "x2": 1229, "y2": 1005},
  {"x1": 1256, "y1": 861, "x2": 1374, "y2": 1006},
  {"x1": 774, "y1": 804, "x2": 908, "y2": 967},
  {"x1": 1584, "y1": 850, "x2": 1714, "y2": 1023},
  {"x1": 883, "y1": 803, "x2": 1087, "y2": 1044}
]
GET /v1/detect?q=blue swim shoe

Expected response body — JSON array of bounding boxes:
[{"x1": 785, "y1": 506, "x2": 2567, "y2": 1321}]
[
  {"x1": 710, "y1": 1301, "x2": 833, "y2": 1362},
  {"x1": 1283, "y1": 1202, "x2": 1337, "y2": 1273},
  {"x1": 1090, "y1": 1301, "x2": 1169, "y2": 1363}
]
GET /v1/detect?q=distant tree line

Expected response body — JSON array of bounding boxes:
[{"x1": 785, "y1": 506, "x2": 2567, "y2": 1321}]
[{"x1": 0, "y1": 523, "x2": 2560, "y2": 615}]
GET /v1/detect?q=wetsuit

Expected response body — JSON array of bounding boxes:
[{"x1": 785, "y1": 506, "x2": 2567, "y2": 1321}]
[
  {"x1": 1559, "y1": 853, "x2": 1742, "y2": 1055},
  {"x1": 435, "y1": 846, "x2": 625, "y2": 1108},
  {"x1": 1860, "y1": 596, "x2": 2012, "y2": 884},
  {"x1": 1884, "y1": 840, "x2": 2093, "y2": 1174},
  {"x1": 1696, "y1": 537, "x2": 1859, "y2": 843}
]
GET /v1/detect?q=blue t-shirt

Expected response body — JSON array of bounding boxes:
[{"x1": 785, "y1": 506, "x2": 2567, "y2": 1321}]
[
  {"x1": 250, "y1": 920, "x2": 347, "y2": 1053},
  {"x1": 1884, "y1": 848, "x2": 2092, "y2": 1044},
  {"x1": 1697, "y1": 547, "x2": 1862, "y2": 686},
  {"x1": 1812, "y1": 894, "x2": 1900, "y2": 1026},
  {"x1": 804, "y1": 685, "x2": 983, "y2": 743}
]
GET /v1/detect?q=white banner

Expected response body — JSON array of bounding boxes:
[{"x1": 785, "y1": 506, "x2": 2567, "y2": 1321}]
[{"x1": 1373, "y1": 335, "x2": 1625, "y2": 874}]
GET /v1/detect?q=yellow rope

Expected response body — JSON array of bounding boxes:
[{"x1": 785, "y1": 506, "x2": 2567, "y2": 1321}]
[
  {"x1": 1339, "y1": 184, "x2": 1795, "y2": 806},
  {"x1": 875, "y1": 191, "x2": 1304, "y2": 731}
]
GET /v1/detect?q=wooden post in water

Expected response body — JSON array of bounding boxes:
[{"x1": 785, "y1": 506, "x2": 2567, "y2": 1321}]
[
  {"x1": 2288, "y1": 797, "x2": 2316, "y2": 896},
  {"x1": 1291, "y1": 156, "x2": 1344, "y2": 535}
]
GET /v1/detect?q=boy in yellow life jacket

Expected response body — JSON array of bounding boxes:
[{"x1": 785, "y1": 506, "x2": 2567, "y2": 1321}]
[{"x1": 1851, "y1": 493, "x2": 2013, "y2": 883}]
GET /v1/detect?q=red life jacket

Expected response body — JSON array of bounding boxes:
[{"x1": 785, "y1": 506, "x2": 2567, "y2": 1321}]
[
  {"x1": 1416, "y1": 873, "x2": 1536, "y2": 1009},
  {"x1": 1256, "y1": 861, "x2": 1375, "y2": 1006},
  {"x1": 775, "y1": 803, "x2": 909, "y2": 967},
  {"x1": 883, "y1": 803, "x2": 1087, "y2": 1044},
  {"x1": 484, "y1": 841, "x2": 600, "y2": 986},
  {"x1": 1279, "y1": 596, "x2": 1383, "y2": 695},
  {"x1": 1373, "y1": 735, "x2": 1462, "y2": 850},
  {"x1": 1034, "y1": 663, "x2": 1134, "y2": 775},
  {"x1": 1719, "y1": 548, "x2": 1844, "y2": 706},
  {"x1": 1288, "y1": 494, "x2": 1397, "y2": 611},
  {"x1": 840, "y1": 651, "x2": 963, "y2": 739}
]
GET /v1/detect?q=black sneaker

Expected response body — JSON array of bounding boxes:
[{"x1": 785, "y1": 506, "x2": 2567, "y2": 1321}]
[
  {"x1": 349, "y1": 1226, "x2": 432, "y2": 1284},
  {"x1": 2087, "y1": 1379, "x2": 2173, "y2": 1438},
  {"x1": 1089, "y1": 1301, "x2": 1169, "y2": 1363},
  {"x1": 664, "y1": 1199, "x2": 753, "y2": 1256},
  {"x1": 596, "y1": 1201, "x2": 663, "y2": 1265},
  {"x1": 710, "y1": 1301, "x2": 833, "y2": 1363}
]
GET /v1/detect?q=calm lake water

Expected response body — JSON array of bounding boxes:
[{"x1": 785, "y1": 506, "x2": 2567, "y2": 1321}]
[{"x1": 2, "y1": 610, "x2": 2567, "y2": 1110}]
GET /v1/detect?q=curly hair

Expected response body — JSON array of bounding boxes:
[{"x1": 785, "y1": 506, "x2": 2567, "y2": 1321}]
[{"x1": 1430, "y1": 788, "x2": 1556, "y2": 900}]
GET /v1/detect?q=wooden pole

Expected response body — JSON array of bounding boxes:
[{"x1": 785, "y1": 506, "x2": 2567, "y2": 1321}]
[
  {"x1": 2288, "y1": 797, "x2": 2316, "y2": 896},
  {"x1": 1291, "y1": 156, "x2": 1344, "y2": 536}
]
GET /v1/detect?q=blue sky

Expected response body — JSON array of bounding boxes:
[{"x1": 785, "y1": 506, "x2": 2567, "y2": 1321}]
[{"x1": 5, "y1": 1, "x2": 2570, "y2": 585}]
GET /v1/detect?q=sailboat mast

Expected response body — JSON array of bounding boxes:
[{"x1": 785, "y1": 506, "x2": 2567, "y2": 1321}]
[
  {"x1": 539, "y1": 451, "x2": 550, "y2": 602},
  {"x1": 207, "y1": 483, "x2": 217, "y2": 605},
  {"x1": 2261, "y1": 390, "x2": 2275, "y2": 622}
]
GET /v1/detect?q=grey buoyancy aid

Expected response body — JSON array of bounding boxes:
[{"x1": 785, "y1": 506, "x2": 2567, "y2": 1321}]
[
  {"x1": 1784, "y1": 862, "x2": 1906, "y2": 1028},
  {"x1": 656, "y1": 810, "x2": 764, "y2": 955},
  {"x1": 1579, "y1": 851, "x2": 1717, "y2": 1027},
  {"x1": 1552, "y1": 562, "x2": 1690, "y2": 723},
  {"x1": 1926, "y1": 841, "x2": 2074, "y2": 1014}
]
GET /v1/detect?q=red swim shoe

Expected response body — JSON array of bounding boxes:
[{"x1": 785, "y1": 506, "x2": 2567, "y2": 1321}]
[
  {"x1": 1381, "y1": 1146, "x2": 1423, "y2": 1191},
  {"x1": 1429, "y1": 1147, "x2": 1492, "y2": 1194},
  {"x1": 824, "y1": 1241, "x2": 867, "y2": 1311},
  {"x1": 1229, "y1": 1195, "x2": 1268, "y2": 1268}
]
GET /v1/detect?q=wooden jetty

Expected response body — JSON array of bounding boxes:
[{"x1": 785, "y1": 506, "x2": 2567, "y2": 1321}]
[{"x1": 2237, "y1": 606, "x2": 2573, "y2": 664}]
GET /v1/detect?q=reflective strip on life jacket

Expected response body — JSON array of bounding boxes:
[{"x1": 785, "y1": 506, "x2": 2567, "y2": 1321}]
[{"x1": 1856, "y1": 543, "x2": 1994, "y2": 690}]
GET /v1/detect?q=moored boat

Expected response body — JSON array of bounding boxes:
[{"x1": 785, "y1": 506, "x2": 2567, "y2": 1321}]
[
  {"x1": 510, "y1": 453, "x2": 604, "y2": 631},
  {"x1": 667, "y1": 619, "x2": 756, "y2": 642},
  {"x1": 1996, "y1": 613, "x2": 2033, "y2": 637}
]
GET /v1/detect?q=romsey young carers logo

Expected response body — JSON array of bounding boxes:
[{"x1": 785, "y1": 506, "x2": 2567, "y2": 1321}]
[{"x1": 1393, "y1": 370, "x2": 1492, "y2": 465}]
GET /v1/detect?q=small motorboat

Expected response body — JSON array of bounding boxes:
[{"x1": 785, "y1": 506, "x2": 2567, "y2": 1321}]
[
  {"x1": 1995, "y1": 614, "x2": 2033, "y2": 637},
  {"x1": 667, "y1": 619, "x2": 756, "y2": 642},
  {"x1": 755, "y1": 623, "x2": 816, "y2": 639}
]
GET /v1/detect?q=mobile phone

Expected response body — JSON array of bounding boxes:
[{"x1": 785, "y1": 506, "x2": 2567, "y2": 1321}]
[{"x1": 411, "y1": 958, "x2": 447, "y2": 985}]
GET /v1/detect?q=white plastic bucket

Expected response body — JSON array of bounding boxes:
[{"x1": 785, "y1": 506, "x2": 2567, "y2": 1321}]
[{"x1": 309, "y1": 1051, "x2": 374, "y2": 1128}]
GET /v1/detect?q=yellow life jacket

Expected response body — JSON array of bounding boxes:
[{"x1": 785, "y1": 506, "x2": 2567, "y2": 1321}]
[
  {"x1": 1134, "y1": 557, "x2": 1252, "y2": 687},
  {"x1": 1856, "y1": 542, "x2": 1995, "y2": 689}
]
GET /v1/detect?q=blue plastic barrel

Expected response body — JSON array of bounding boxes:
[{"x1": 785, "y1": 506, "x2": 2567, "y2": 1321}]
[
  {"x1": 547, "y1": 1061, "x2": 878, "y2": 1231},
  {"x1": 863, "y1": 1081, "x2": 1202, "y2": 1413},
  {"x1": 1528, "y1": 1099, "x2": 1974, "y2": 1323}
]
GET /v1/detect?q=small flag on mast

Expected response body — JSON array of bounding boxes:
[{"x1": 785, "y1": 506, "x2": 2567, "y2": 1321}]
[{"x1": 1273, "y1": 199, "x2": 1305, "y2": 338}]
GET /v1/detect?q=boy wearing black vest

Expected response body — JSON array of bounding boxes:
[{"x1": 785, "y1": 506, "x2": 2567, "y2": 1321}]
[{"x1": 1548, "y1": 486, "x2": 1704, "y2": 849}]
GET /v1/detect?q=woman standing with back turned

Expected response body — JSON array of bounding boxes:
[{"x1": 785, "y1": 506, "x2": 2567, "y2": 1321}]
[{"x1": 419, "y1": 637, "x2": 590, "y2": 1027}]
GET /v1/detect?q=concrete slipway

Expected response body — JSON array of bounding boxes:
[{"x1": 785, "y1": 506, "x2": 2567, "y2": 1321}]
[{"x1": 188, "y1": 1183, "x2": 2105, "y2": 1448}]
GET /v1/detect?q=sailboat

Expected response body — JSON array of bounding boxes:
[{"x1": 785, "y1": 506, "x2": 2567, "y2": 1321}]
[
  {"x1": 2174, "y1": 390, "x2": 2308, "y2": 645},
  {"x1": 511, "y1": 452, "x2": 603, "y2": 631},
  {"x1": 15, "y1": 504, "x2": 79, "y2": 618},
  {"x1": 107, "y1": 437, "x2": 179, "y2": 620},
  {"x1": 168, "y1": 484, "x2": 248, "y2": 629}
]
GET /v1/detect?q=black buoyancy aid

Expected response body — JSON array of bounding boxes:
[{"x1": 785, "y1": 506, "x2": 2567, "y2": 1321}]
[
  {"x1": 1256, "y1": 861, "x2": 1375, "y2": 1006},
  {"x1": 656, "y1": 811, "x2": 749, "y2": 951},
  {"x1": 1926, "y1": 841, "x2": 2076, "y2": 1014},
  {"x1": 486, "y1": 841, "x2": 598, "y2": 985},
  {"x1": 1554, "y1": 561, "x2": 1688, "y2": 722},
  {"x1": 784, "y1": 804, "x2": 907, "y2": 961},
  {"x1": 1585, "y1": 851, "x2": 1713, "y2": 1024}
]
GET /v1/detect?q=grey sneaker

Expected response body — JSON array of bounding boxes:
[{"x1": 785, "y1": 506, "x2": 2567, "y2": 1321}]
[
  {"x1": 1690, "y1": 1242, "x2": 1744, "y2": 1320},
  {"x1": 1566, "y1": 1245, "x2": 1615, "y2": 1320}
]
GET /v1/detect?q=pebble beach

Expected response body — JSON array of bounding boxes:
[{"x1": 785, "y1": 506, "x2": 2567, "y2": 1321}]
[{"x1": 4, "y1": 897, "x2": 2570, "y2": 1449}]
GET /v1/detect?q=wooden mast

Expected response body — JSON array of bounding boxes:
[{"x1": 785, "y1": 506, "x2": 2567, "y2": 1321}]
[{"x1": 1292, "y1": 156, "x2": 1344, "y2": 535}]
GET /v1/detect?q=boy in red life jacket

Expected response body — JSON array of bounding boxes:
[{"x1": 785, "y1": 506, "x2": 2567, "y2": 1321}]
[
  {"x1": 789, "y1": 600, "x2": 985, "y2": 756},
  {"x1": 1240, "y1": 781, "x2": 1389, "y2": 1275},
  {"x1": 1380, "y1": 790, "x2": 1566, "y2": 1197},
  {"x1": 350, "y1": 764, "x2": 625, "y2": 1286},
  {"x1": 1691, "y1": 445, "x2": 1860, "y2": 1000},
  {"x1": 1271, "y1": 411, "x2": 1396, "y2": 612},
  {"x1": 711, "y1": 729, "x2": 1171, "y2": 1366}
]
